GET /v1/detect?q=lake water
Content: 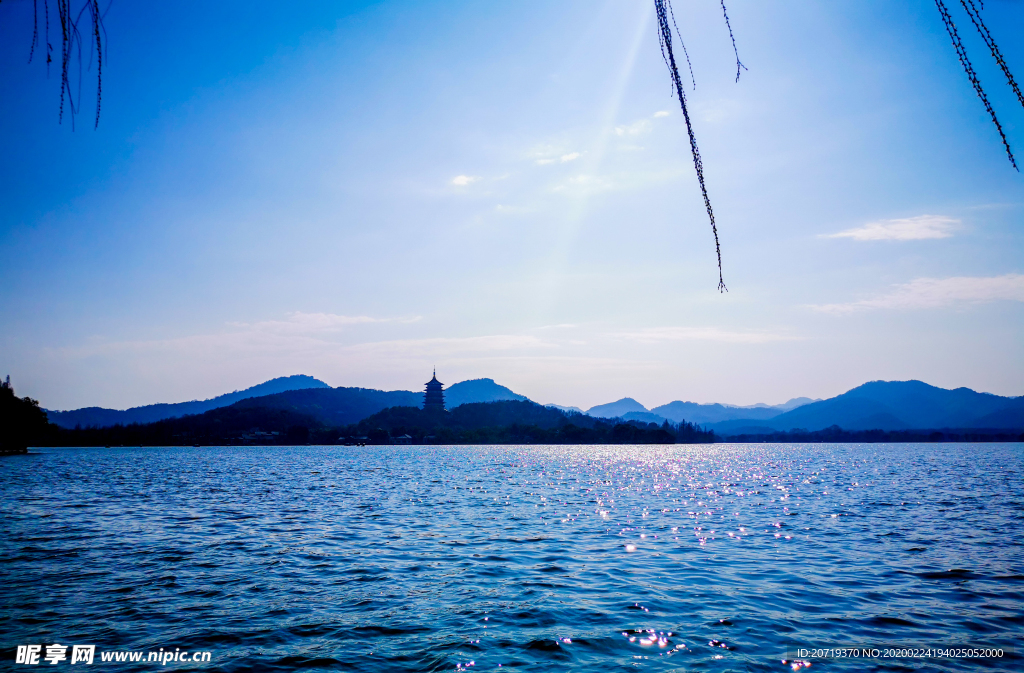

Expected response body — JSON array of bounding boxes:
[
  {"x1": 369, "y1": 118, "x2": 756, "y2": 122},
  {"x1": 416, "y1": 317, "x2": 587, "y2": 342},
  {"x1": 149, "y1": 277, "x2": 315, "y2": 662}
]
[{"x1": 2, "y1": 444, "x2": 1022, "y2": 671}]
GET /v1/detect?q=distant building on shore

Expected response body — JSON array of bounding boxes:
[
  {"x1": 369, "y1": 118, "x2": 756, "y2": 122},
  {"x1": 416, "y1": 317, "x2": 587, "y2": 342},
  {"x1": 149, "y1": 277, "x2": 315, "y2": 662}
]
[{"x1": 424, "y1": 370, "x2": 445, "y2": 411}]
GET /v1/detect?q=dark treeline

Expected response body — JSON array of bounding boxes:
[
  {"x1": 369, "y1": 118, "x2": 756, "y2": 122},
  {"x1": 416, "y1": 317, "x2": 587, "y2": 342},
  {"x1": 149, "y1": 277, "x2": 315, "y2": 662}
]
[
  {"x1": 15, "y1": 399, "x2": 715, "y2": 447},
  {"x1": 1, "y1": 377, "x2": 53, "y2": 453},
  {"x1": 49, "y1": 405, "x2": 324, "y2": 447},
  {"x1": 723, "y1": 425, "x2": 1024, "y2": 444},
  {"x1": 7, "y1": 386, "x2": 1023, "y2": 448},
  {"x1": 338, "y1": 401, "x2": 715, "y2": 445}
]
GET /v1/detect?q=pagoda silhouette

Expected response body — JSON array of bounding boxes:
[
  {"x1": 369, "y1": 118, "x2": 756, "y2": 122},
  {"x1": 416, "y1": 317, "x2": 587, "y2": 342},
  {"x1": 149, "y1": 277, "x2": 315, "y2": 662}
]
[{"x1": 423, "y1": 369, "x2": 445, "y2": 411}]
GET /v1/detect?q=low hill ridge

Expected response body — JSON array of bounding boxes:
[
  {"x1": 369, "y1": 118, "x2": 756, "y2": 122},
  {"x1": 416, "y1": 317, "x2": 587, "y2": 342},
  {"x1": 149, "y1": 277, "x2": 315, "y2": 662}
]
[
  {"x1": 46, "y1": 376, "x2": 538, "y2": 430},
  {"x1": 587, "y1": 398, "x2": 648, "y2": 418},
  {"x1": 43, "y1": 376, "x2": 1022, "y2": 434},
  {"x1": 46, "y1": 375, "x2": 331, "y2": 429},
  {"x1": 712, "y1": 380, "x2": 1022, "y2": 432},
  {"x1": 444, "y1": 378, "x2": 529, "y2": 407}
]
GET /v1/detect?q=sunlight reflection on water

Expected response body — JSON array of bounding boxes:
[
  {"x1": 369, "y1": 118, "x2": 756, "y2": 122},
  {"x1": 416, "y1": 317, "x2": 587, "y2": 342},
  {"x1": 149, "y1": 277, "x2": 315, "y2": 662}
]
[{"x1": 2, "y1": 443, "x2": 1022, "y2": 671}]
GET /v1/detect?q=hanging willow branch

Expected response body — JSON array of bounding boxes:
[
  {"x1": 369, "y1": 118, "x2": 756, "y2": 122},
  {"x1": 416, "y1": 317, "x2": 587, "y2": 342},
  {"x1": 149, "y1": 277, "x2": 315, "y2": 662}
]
[
  {"x1": 934, "y1": 0, "x2": 1018, "y2": 170},
  {"x1": 667, "y1": 0, "x2": 695, "y2": 91},
  {"x1": 654, "y1": 0, "x2": 726, "y2": 292},
  {"x1": 959, "y1": 0, "x2": 1024, "y2": 111},
  {"x1": 720, "y1": 0, "x2": 746, "y2": 83},
  {"x1": 25, "y1": 0, "x2": 107, "y2": 129}
]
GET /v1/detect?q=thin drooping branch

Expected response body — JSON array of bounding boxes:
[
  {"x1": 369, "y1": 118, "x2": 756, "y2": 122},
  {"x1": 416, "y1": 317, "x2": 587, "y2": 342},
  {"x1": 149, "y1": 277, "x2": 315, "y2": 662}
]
[
  {"x1": 720, "y1": 0, "x2": 746, "y2": 83},
  {"x1": 28, "y1": 0, "x2": 106, "y2": 129},
  {"x1": 654, "y1": 0, "x2": 726, "y2": 292},
  {"x1": 960, "y1": 0, "x2": 1024, "y2": 110},
  {"x1": 668, "y1": 0, "x2": 695, "y2": 91},
  {"x1": 58, "y1": 0, "x2": 72, "y2": 125},
  {"x1": 46, "y1": 0, "x2": 52, "y2": 75},
  {"x1": 934, "y1": 0, "x2": 1017, "y2": 170},
  {"x1": 92, "y1": 0, "x2": 102, "y2": 129},
  {"x1": 28, "y1": 0, "x2": 39, "y2": 63}
]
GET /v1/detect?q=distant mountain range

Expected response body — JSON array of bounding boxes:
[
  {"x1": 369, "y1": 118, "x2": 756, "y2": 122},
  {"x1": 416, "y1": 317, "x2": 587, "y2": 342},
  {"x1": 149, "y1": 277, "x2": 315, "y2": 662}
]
[
  {"x1": 444, "y1": 378, "x2": 528, "y2": 407},
  {"x1": 545, "y1": 403, "x2": 585, "y2": 414},
  {"x1": 585, "y1": 396, "x2": 820, "y2": 426},
  {"x1": 226, "y1": 378, "x2": 527, "y2": 428},
  {"x1": 46, "y1": 376, "x2": 529, "y2": 429},
  {"x1": 584, "y1": 383, "x2": 1023, "y2": 433},
  {"x1": 708, "y1": 380, "x2": 1024, "y2": 433},
  {"x1": 46, "y1": 375, "x2": 331, "y2": 429},
  {"x1": 46, "y1": 375, "x2": 1022, "y2": 433}
]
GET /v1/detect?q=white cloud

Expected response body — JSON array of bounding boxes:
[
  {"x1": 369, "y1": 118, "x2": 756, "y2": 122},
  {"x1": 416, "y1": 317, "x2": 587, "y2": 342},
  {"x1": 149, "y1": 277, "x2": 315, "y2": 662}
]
[
  {"x1": 62, "y1": 312, "x2": 422, "y2": 361},
  {"x1": 825, "y1": 215, "x2": 960, "y2": 241},
  {"x1": 614, "y1": 326, "x2": 799, "y2": 344},
  {"x1": 813, "y1": 274, "x2": 1024, "y2": 314},
  {"x1": 348, "y1": 334, "x2": 549, "y2": 359},
  {"x1": 653, "y1": 110, "x2": 670, "y2": 118},
  {"x1": 693, "y1": 98, "x2": 741, "y2": 124},
  {"x1": 60, "y1": 321, "x2": 546, "y2": 362},
  {"x1": 228, "y1": 312, "x2": 418, "y2": 335},
  {"x1": 550, "y1": 173, "x2": 615, "y2": 194},
  {"x1": 614, "y1": 119, "x2": 651, "y2": 136},
  {"x1": 533, "y1": 150, "x2": 580, "y2": 165},
  {"x1": 528, "y1": 143, "x2": 567, "y2": 165},
  {"x1": 43, "y1": 325, "x2": 555, "y2": 408},
  {"x1": 451, "y1": 175, "x2": 479, "y2": 186}
]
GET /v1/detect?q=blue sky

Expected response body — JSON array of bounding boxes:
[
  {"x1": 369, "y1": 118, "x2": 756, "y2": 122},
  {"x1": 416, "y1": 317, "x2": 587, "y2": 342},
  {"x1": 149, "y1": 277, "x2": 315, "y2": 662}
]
[{"x1": 2, "y1": 0, "x2": 1022, "y2": 411}]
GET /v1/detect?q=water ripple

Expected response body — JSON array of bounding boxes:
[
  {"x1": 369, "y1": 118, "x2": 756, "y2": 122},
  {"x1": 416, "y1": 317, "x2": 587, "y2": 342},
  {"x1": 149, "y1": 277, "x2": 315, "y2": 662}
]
[{"x1": 1, "y1": 443, "x2": 1022, "y2": 671}]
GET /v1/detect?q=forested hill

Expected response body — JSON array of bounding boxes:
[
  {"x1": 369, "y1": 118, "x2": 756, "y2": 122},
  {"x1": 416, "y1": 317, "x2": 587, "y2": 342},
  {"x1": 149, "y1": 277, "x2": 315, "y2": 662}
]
[
  {"x1": 39, "y1": 377, "x2": 1022, "y2": 441},
  {"x1": 46, "y1": 375, "x2": 331, "y2": 428},
  {"x1": 230, "y1": 387, "x2": 423, "y2": 426},
  {"x1": 45, "y1": 376, "x2": 534, "y2": 429},
  {"x1": 708, "y1": 380, "x2": 1024, "y2": 433},
  {"x1": 443, "y1": 378, "x2": 528, "y2": 407},
  {"x1": 333, "y1": 400, "x2": 714, "y2": 445},
  {"x1": 48, "y1": 400, "x2": 714, "y2": 446}
]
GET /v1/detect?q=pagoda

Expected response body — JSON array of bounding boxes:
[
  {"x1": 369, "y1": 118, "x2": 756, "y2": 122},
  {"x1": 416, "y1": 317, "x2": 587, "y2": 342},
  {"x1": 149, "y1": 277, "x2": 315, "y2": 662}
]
[{"x1": 423, "y1": 369, "x2": 445, "y2": 411}]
